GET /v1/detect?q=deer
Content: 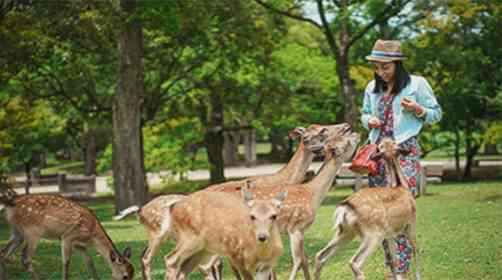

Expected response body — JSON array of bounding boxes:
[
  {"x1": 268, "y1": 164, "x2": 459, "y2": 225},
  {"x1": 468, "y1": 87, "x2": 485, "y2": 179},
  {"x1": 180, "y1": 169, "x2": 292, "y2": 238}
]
[
  {"x1": 162, "y1": 189, "x2": 287, "y2": 280},
  {"x1": 232, "y1": 128, "x2": 360, "y2": 280},
  {"x1": 203, "y1": 123, "x2": 352, "y2": 193},
  {"x1": 114, "y1": 123, "x2": 351, "y2": 280},
  {"x1": 313, "y1": 138, "x2": 422, "y2": 280},
  {"x1": 0, "y1": 182, "x2": 134, "y2": 280}
]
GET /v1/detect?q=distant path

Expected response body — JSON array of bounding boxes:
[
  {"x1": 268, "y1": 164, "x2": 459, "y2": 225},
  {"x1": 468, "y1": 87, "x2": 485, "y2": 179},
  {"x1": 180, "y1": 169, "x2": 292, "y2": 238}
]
[{"x1": 12, "y1": 160, "x2": 502, "y2": 195}]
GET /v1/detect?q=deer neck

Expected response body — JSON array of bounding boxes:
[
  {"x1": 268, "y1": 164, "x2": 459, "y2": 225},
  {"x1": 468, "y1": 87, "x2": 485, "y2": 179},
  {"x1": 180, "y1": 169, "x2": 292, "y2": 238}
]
[
  {"x1": 276, "y1": 141, "x2": 315, "y2": 184},
  {"x1": 308, "y1": 154, "x2": 343, "y2": 209},
  {"x1": 385, "y1": 157, "x2": 409, "y2": 188},
  {"x1": 93, "y1": 224, "x2": 121, "y2": 267}
]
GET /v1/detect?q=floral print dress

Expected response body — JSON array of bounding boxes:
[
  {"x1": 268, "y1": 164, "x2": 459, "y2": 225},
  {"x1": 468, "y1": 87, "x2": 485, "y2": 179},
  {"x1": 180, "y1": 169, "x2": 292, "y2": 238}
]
[{"x1": 368, "y1": 93, "x2": 422, "y2": 274}]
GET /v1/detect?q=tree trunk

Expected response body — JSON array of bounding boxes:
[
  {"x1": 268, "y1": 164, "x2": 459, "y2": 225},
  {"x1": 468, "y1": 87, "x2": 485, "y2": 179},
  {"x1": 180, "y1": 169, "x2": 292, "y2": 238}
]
[
  {"x1": 379, "y1": 21, "x2": 392, "y2": 39},
  {"x1": 335, "y1": 1, "x2": 359, "y2": 126},
  {"x1": 454, "y1": 130, "x2": 461, "y2": 179},
  {"x1": 24, "y1": 162, "x2": 31, "y2": 195},
  {"x1": 336, "y1": 53, "x2": 359, "y2": 126},
  {"x1": 244, "y1": 128, "x2": 257, "y2": 166},
  {"x1": 223, "y1": 131, "x2": 240, "y2": 166},
  {"x1": 84, "y1": 125, "x2": 97, "y2": 176},
  {"x1": 269, "y1": 132, "x2": 288, "y2": 160},
  {"x1": 206, "y1": 88, "x2": 225, "y2": 184},
  {"x1": 112, "y1": 0, "x2": 147, "y2": 212},
  {"x1": 463, "y1": 135, "x2": 480, "y2": 179}
]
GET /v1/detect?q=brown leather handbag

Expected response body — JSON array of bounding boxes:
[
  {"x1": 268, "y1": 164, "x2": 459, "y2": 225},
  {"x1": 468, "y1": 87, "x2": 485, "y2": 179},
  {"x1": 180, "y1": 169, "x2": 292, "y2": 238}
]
[{"x1": 348, "y1": 143, "x2": 379, "y2": 175}]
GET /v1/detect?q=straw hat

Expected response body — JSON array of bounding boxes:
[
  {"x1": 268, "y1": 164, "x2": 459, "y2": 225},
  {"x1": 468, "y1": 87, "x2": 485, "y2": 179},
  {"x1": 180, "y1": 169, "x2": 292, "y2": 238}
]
[{"x1": 366, "y1": 39, "x2": 406, "y2": 62}]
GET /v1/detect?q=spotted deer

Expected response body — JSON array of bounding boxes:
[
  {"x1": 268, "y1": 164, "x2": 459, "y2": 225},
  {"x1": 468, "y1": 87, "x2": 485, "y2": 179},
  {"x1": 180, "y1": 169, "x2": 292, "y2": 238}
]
[
  {"x1": 163, "y1": 190, "x2": 286, "y2": 280},
  {"x1": 0, "y1": 184, "x2": 134, "y2": 280},
  {"x1": 235, "y1": 128, "x2": 360, "y2": 280},
  {"x1": 114, "y1": 123, "x2": 351, "y2": 280},
  {"x1": 313, "y1": 138, "x2": 422, "y2": 280}
]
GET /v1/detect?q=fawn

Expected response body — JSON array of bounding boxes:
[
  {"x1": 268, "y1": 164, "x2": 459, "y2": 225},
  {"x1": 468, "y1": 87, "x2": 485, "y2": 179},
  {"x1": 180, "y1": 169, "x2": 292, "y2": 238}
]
[
  {"x1": 314, "y1": 138, "x2": 422, "y2": 280},
  {"x1": 0, "y1": 183, "x2": 134, "y2": 280},
  {"x1": 163, "y1": 190, "x2": 286, "y2": 280}
]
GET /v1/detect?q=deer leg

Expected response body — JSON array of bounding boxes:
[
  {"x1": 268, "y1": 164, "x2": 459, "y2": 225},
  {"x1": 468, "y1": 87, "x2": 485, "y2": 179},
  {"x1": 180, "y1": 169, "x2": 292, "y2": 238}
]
[
  {"x1": 61, "y1": 239, "x2": 73, "y2": 280},
  {"x1": 239, "y1": 269, "x2": 254, "y2": 280},
  {"x1": 256, "y1": 268, "x2": 273, "y2": 280},
  {"x1": 142, "y1": 231, "x2": 168, "y2": 280},
  {"x1": 288, "y1": 231, "x2": 310, "y2": 280},
  {"x1": 0, "y1": 259, "x2": 6, "y2": 280},
  {"x1": 349, "y1": 236, "x2": 381, "y2": 280},
  {"x1": 179, "y1": 251, "x2": 208, "y2": 279},
  {"x1": 75, "y1": 246, "x2": 100, "y2": 280},
  {"x1": 164, "y1": 239, "x2": 202, "y2": 280},
  {"x1": 314, "y1": 228, "x2": 355, "y2": 280},
  {"x1": 198, "y1": 255, "x2": 222, "y2": 280},
  {"x1": 0, "y1": 228, "x2": 24, "y2": 260},
  {"x1": 21, "y1": 237, "x2": 40, "y2": 280},
  {"x1": 405, "y1": 221, "x2": 421, "y2": 280},
  {"x1": 229, "y1": 261, "x2": 242, "y2": 280}
]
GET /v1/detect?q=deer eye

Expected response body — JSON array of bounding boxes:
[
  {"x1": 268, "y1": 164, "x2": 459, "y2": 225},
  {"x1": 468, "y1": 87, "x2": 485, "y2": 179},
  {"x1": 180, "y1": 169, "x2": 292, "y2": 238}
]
[
  {"x1": 250, "y1": 215, "x2": 256, "y2": 221},
  {"x1": 270, "y1": 215, "x2": 277, "y2": 220}
]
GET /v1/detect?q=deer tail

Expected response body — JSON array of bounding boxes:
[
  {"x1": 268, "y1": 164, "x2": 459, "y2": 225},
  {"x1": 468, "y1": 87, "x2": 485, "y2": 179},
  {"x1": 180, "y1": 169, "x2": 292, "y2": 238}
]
[{"x1": 113, "y1": 205, "x2": 141, "y2": 221}]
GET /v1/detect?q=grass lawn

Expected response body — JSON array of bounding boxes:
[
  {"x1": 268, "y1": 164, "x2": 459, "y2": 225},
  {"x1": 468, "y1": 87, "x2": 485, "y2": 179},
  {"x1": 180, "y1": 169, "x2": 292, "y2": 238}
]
[{"x1": 1, "y1": 181, "x2": 501, "y2": 279}]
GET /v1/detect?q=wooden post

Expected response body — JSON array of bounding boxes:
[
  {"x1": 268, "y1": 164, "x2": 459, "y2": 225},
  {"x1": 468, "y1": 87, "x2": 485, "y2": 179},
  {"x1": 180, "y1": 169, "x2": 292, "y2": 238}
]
[
  {"x1": 420, "y1": 166, "x2": 427, "y2": 197},
  {"x1": 58, "y1": 173, "x2": 67, "y2": 193},
  {"x1": 244, "y1": 128, "x2": 257, "y2": 166},
  {"x1": 355, "y1": 173, "x2": 363, "y2": 191},
  {"x1": 89, "y1": 175, "x2": 96, "y2": 193}
]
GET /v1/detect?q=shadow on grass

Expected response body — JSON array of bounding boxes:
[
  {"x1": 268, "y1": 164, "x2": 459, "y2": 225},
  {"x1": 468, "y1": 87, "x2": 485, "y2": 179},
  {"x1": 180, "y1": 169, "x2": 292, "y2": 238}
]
[
  {"x1": 321, "y1": 194, "x2": 350, "y2": 206},
  {"x1": 479, "y1": 194, "x2": 502, "y2": 202}
]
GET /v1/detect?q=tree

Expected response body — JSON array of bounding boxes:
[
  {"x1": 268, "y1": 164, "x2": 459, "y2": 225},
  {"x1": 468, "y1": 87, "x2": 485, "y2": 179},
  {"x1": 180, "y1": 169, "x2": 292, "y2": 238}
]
[
  {"x1": 112, "y1": 0, "x2": 148, "y2": 210},
  {"x1": 0, "y1": 96, "x2": 64, "y2": 193},
  {"x1": 410, "y1": 0, "x2": 502, "y2": 178},
  {"x1": 252, "y1": 0, "x2": 423, "y2": 126}
]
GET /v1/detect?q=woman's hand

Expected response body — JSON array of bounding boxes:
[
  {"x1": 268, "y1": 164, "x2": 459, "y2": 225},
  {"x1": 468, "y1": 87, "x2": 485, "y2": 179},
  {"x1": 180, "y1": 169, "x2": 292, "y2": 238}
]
[
  {"x1": 401, "y1": 97, "x2": 424, "y2": 116},
  {"x1": 368, "y1": 117, "x2": 382, "y2": 129}
]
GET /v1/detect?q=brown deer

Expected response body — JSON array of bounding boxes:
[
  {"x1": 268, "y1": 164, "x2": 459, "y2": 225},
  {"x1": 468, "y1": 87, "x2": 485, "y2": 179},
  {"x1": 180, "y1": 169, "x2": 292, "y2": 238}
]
[
  {"x1": 114, "y1": 123, "x2": 351, "y2": 280},
  {"x1": 237, "y1": 128, "x2": 360, "y2": 280},
  {"x1": 0, "y1": 184, "x2": 134, "y2": 280},
  {"x1": 163, "y1": 190, "x2": 287, "y2": 280},
  {"x1": 204, "y1": 123, "x2": 352, "y2": 193},
  {"x1": 313, "y1": 138, "x2": 422, "y2": 280}
]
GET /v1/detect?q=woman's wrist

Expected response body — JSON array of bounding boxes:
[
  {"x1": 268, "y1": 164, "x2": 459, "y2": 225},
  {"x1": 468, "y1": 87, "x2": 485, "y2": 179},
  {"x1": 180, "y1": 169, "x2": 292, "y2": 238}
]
[{"x1": 414, "y1": 105, "x2": 426, "y2": 118}]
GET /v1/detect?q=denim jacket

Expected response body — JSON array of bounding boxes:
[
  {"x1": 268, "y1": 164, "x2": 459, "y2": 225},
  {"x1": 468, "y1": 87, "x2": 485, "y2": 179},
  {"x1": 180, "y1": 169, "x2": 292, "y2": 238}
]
[{"x1": 361, "y1": 75, "x2": 442, "y2": 144}]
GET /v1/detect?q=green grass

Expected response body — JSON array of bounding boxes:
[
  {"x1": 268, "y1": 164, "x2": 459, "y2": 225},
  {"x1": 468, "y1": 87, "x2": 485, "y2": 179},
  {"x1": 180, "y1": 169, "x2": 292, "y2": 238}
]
[{"x1": 1, "y1": 181, "x2": 501, "y2": 279}]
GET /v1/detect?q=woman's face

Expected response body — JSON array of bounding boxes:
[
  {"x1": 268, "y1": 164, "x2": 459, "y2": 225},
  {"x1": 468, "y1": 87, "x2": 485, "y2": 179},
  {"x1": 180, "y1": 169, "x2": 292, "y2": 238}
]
[{"x1": 373, "y1": 62, "x2": 396, "y2": 83}]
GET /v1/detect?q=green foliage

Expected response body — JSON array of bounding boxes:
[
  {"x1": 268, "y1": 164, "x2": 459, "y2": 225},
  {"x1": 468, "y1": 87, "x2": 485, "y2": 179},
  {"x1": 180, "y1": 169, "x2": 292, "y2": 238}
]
[
  {"x1": 98, "y1": 117, "x2": 207, "y2": 178},
  {"x1": 143, "y1": 117, "x2": 207, "y2": 176},
  {"x1": 0, "y1": 97, "x2": 65, "y2": 172}
]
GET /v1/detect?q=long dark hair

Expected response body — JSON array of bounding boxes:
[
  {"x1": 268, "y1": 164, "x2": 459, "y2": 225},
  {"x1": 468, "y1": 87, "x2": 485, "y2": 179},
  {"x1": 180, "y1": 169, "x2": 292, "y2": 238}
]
[{"x1": 373, "y1": 61, "x2": 411, "y2": 94}]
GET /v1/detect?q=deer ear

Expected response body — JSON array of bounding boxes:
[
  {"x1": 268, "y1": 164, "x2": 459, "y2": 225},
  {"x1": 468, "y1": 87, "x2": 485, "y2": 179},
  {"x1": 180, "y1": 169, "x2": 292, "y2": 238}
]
[
  {"x1": 123, "y1": 246, "x2": 132, "y2": 259},
  {"x1": 110, "y1": 250, "x2": 117, "y2": 263},
  {"x1": 289, "y1": 127, "x2": 306, "y2": 140},
  {"x1": 244, "y1": 179, "x2": 256, "y2": 189},
  {"x1": 272, "y1": 191, "x2": 288, "y2": 208},
  {"x1": 396, "y1": 147, "x2": 410, "y2": 156},
  {"x1": 242, "y1": 189, "x2": 254, "y2": 206},
  {"x1": 370, "y1": 151, "x2": 383, "y2": 160}
]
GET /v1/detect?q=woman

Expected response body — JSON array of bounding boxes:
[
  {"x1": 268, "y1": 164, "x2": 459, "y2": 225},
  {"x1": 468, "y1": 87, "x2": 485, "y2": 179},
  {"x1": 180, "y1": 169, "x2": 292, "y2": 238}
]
[{"x1": 361, "y1": 40, "x2": 442, "y2": 279}]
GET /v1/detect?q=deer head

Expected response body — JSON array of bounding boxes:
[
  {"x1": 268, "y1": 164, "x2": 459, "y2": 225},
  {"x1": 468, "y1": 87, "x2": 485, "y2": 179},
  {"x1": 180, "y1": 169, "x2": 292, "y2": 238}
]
[
  {"x1": 323, "y1": 130, "x2": 360, "y2": 162},
  {"x1": 289, "y1": 123, "x2": 352, "y2": 154},
  {"x1": 109, "y1": 247, "x2": 134, "y2": 280},
  {"x1": 243, "y1": 190, "x2": 287, "y2": 244},
  {"x1": 371, "y1": 138, "x2": 410, "y2": 188}
]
